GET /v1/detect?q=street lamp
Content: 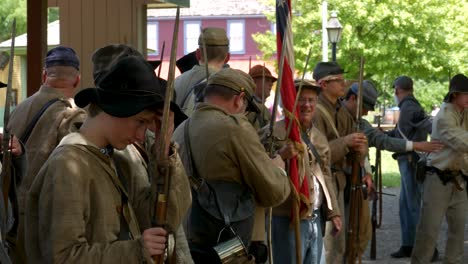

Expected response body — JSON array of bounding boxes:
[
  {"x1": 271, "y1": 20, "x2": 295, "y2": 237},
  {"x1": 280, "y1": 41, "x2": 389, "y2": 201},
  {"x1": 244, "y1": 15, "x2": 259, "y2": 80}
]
[{"x1": 326, "y1": 11, "x2": 342, "y2": 62}]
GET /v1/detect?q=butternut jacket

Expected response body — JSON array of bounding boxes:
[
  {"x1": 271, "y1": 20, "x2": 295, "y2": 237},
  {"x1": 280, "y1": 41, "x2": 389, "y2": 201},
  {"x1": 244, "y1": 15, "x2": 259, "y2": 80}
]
[
  {"x1": 173, "y1": 103, "x2": 290, "y2": 208},
  {"x1": 313, "y1": 94, "x2": 355, "y2": 191},
  {"x1": 8, "y1": 85, "x2": 86, "y2": 214},
  {"x1": 260, "y1": 120, "x2": 340, "y2": 219},
  {"x1": 25, "y1": 133, "x2": 189, "y2": 263},
  {"x1": 173, "y1": 103, "x2": 291, "y2": 244},
  {"x1": 246, "y1": 98, "x2": 271, "y2": 130}
]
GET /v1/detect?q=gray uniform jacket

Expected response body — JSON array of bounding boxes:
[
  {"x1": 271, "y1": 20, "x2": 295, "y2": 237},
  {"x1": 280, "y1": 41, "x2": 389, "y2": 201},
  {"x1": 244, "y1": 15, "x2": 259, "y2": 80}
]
[
  {"x1": 360, "y1": 118, "x2": 407, "y2": 153},
  {"x1": 386, "y1": 96, "x2": 432, "y2": 147},
  {"x1": 174, "y1": 65, "x2": 215, "y2": 117}
]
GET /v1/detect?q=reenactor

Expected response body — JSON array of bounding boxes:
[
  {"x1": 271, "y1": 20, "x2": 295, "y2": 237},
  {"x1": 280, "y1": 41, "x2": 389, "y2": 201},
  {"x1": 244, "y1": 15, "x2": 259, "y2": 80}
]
[
  {"x1": 340, "y1": 80, "x2": 444, "y2": 256},
  {"x1": 311, "y1": 62, "x2": 369, "y2": 264},
  {"x1": 174, "y1": 27, "x2": 230, "y2": 117},
  {"x1": 260, "y1": 79, "x2": 341, "y2": 263},
  {"x1": 412, "y1": 74, "x2": 468, "y2": 263},
  {"x1": 7, "y1": 46, "x2": 86, "y2": 262},
  {"x1": 385, "y1": 76, "x2": 436, "y2": 259},
  {"x1": 246, "y1": 64, "x2": 277, "y2": 129},
  {"x1": 342, "y1": 80, "x2": 444, "y2": 155},
  {"x1": 24, "y1": 56, "x2": 183, "y2": 262},
  {"x1": 90, "y1": 44, "x2": 193, "y2": 263},
  {"x1": 172, "y1": 68, "x2": 291, "y2": 263}
]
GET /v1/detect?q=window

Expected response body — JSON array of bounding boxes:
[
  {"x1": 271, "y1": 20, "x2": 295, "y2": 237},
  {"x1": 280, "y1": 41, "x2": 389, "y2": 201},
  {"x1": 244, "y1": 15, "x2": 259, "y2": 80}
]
[
  {"x1": 184, "y1": 21, "x2": 201, "y2": 54},
  {"x1": 147, "y1": 22, "x2": 159, "y2": 55},
  {"x1": 227, "y1": 20, "x2": 245, "y2": 54}
]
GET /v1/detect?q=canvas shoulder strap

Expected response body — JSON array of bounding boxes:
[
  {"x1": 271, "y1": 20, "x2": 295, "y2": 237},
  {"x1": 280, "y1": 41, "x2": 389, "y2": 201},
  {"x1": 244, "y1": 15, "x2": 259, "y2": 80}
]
[
  {"x1": 316, "y1": 104, "x2": 340, "y2": 138},
  {"x1": 300, "y1": 131, "x2": 322, "y2": 165},
  {"x1": 20, "y1": 98, "x2": 61, "y2": 143}
]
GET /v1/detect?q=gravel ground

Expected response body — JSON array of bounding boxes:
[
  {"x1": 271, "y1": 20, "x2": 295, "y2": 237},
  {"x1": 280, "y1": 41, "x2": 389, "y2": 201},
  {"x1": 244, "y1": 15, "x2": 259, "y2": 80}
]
[{"x1": 361, "y1": 187, "x2": 468, "y2": 264}]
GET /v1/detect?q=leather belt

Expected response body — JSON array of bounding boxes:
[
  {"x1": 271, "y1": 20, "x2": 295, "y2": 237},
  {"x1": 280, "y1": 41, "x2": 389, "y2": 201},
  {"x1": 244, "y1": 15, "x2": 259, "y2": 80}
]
[{"x1": 427, "y1": 166, "x2": 464, "y2": 191}]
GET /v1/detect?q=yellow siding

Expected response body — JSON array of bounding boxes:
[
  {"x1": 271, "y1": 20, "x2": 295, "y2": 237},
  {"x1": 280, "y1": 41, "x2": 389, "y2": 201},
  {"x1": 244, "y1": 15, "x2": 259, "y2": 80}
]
[
  {"x1": 58, "y1": 0, "x2": 146, "y2": 89},
  {"x1": 0, "y1": 56, "x2": 23, "y2": 108}
]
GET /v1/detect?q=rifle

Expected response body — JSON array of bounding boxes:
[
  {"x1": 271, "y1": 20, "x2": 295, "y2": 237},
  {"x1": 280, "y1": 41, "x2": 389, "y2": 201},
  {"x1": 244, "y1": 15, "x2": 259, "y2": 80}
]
[
  {"x1": 370, "y1": 113, "x2": 382, "y2": 260},
  {"x1": 0, "y1": 19, "x2": 16, "y2": 264},
  {"x1": 346, "y1": 56, "x2": 365, "y2": 264},
  {"x1": 153, "y1": 7, "x2": 180, "y2": 264},
  {"x1": 157, "y1": 41, "x2": 166, "y2": 79}
]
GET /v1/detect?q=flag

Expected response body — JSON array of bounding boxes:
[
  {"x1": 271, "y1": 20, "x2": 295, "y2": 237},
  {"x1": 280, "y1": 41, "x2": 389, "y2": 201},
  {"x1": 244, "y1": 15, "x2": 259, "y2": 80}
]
[{"x1": 276, "y1": 0, "x2": 310, "y2": 216}]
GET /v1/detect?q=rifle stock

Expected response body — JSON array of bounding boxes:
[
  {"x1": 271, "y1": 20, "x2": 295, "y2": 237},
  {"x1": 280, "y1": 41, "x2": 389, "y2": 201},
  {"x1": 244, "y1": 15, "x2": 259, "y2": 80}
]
[{"x1": 153, "y1": 7, "x2": 180, "y2": 264}]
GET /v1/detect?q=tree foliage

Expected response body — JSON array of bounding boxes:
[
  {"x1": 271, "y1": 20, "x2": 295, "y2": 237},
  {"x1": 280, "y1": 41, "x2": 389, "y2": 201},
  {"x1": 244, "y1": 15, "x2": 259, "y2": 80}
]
[
  {"x1": 0, "y1": 0, "x2": 59, "y2": 42},
  {"x1": 254, "y1": 0, "x2": 468, "y2": 112},
  {"x1": 0, "y1": 0, "x2": 27, "y2": 42}
]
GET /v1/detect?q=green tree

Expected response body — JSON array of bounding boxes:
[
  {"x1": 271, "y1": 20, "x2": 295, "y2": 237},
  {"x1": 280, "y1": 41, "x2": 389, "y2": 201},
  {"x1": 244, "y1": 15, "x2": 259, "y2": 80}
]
[
  {"x1": 0, "y1": 1, "x2": 59, "y2": 42},
  {"x1": 254, "y1": 0, "x2": 468, "y2": 112},
  {"x1": 0, "y1": 0, "x2": 27, "y2": 42}
]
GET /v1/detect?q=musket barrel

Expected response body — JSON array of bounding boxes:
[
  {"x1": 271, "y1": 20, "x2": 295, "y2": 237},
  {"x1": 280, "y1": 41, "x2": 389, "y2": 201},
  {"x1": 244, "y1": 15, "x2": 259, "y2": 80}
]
[{"x1": 153, "y1": 7, "x2": 180, "y2": 264}]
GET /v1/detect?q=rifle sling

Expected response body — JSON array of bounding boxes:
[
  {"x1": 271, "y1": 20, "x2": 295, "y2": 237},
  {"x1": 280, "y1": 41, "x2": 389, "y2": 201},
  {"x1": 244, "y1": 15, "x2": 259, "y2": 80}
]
[
  {"x1": 300, "y1": 131, "x2": 322, "y2": 165},
  {"x1": 111, "y1": 151, "x2": 133, "y2": 241},
  {"x1": 316, "y1": 104, "x2": 340, "y2": 139},
  {"x1": 20, "y1": 98, "x2": 61, "y2": 143}
]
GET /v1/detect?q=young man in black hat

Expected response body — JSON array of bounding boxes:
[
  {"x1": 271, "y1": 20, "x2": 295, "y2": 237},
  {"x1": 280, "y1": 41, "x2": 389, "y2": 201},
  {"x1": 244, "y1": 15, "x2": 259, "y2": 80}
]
[
  {"x1": 25, "y1": 56, "x2": 172, "y2": 262},
  {"x1": 312, "y1": 61, "x2": 368, "y2": 264},
  {"x1": 385, "y1": 76, "x2": 435, "y2": 259},
  {"x1": 411, "y1": 74, "x2": 468, "y2": 264},
  {"x1": 90, "y1": 44, "x2": 193, "y2": 263}
]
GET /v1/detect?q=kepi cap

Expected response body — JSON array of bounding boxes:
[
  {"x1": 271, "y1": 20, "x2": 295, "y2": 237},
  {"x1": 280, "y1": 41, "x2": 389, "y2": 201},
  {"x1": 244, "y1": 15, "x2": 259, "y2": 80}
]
[
  {"x1": 350, "y1": 80, "x2": 378, "y2": 111},
  {"x1": 45, "y1": 46, "x2": 80, "y2": 70},
  {"x1": 313, "y1": 61, "x2": 345, "y2": 82},
  {"x1": 249, "y1": 65, "x2": 277, "y2": 81},
  {"x1": 198, "y1": 28, "x2": 229, "y2": 46},
  {"x1": 75, "y1": 56, "x2": 165, "y2": 118},
  {"x1": 207, "y1": 68, "x2": 260, "y2": 113},
  {"x1": 393, "y1": 76, "x2": 413, "y2": 91},
  {"x1": 0, "y1": 81, "x2": 6, "y2": 88}
]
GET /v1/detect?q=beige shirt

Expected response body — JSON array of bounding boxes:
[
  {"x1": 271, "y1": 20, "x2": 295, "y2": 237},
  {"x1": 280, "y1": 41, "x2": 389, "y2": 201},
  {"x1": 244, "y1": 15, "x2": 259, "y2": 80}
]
[
  {"x1": 26, "y1": 133, "x2": 149, "y2": 263},
  {"x1": 173, "y1": 103, "x2": 290, "y2": 206},
  {"x1": 427, "y1": 102, "x2": 468, "y2": 173},
  {"x1": 259, "y1": 120, "x2": 340, "y2": 219}
]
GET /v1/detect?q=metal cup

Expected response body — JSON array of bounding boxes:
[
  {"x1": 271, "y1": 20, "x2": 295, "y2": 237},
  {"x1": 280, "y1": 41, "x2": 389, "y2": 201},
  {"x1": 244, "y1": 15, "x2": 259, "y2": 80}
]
[{"x1": 213, "y1": 236, "x2": 254, "y2": 264}]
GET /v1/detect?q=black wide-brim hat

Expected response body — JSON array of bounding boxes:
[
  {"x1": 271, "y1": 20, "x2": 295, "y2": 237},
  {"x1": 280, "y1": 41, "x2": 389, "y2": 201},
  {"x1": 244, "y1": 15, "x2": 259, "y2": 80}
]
[
  {"x1": 75, "y1": 56, "x2": 165, "y2": 118},
  {"x1": 154, "y1": 78, "x2": 188, "y2": 127}
]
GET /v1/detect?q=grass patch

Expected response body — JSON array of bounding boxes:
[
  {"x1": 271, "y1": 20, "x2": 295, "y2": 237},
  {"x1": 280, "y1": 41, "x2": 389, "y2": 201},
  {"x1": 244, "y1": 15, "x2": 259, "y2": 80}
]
[{"x1": 368, "y1": 148, "x2": 401, "y2": 187}]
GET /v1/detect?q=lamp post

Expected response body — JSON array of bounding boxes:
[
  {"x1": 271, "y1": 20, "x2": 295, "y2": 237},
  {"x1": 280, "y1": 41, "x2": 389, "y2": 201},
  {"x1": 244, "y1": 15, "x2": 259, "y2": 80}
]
[{"x1": 326, "y1": 11, "x2": 342, "y2": 62}]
